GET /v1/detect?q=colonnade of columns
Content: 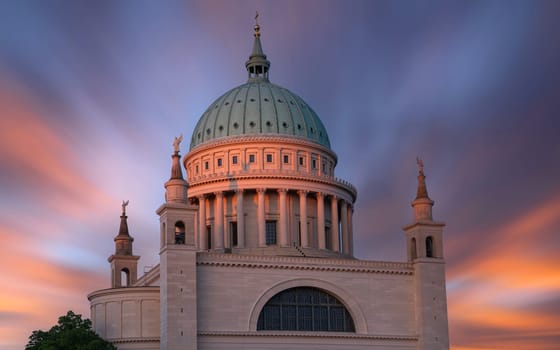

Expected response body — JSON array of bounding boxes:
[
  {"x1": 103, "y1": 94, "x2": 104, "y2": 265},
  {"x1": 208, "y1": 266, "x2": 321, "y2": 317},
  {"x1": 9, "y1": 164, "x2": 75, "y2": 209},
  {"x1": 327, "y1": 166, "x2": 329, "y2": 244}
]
[{"x1": 195, "y1": 189, "x2": 354, "y2": 256}]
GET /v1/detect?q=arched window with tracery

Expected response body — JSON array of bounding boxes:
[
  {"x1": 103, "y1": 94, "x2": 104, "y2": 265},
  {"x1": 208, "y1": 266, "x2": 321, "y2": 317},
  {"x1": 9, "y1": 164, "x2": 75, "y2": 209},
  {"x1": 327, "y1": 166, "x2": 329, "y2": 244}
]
[{"x1": 257, "y1": 287, "x2": 355, "y2": 332}]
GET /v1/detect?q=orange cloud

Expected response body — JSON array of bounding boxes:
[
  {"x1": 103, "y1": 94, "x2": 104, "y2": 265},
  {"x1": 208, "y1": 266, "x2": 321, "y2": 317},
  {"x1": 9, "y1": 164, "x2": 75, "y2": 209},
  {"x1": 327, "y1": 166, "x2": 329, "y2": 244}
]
[
  {"x1": 0, "y1": 225, "x2": 105, "y2": 349},
  {"x1": 447, "y1": 196, "x2": 560, "y2": 349}
]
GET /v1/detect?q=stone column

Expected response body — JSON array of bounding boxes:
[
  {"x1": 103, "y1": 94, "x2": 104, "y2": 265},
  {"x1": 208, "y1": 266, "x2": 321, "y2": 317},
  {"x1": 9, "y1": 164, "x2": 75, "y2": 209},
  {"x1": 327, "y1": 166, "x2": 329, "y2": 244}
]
[
  {"x1": 341, "y1": 201, "x2": 349, "y2": 255},
  {"x1": 198, "y1": 195, "x2": 207, "y2": 250},
  {"x1": 236, "y1": 189, "x2": 245, "y2": 248},
  {"x1": 257, "y1": 189, "x2": 266, "y2": 247},
  {"x1": 298, "y1": 190, "x2": 309, "y2": 247},
  {"x1": 331, "y1": 195, "x2": 340, "y2": 253},
  {"x1": 278, "y1": 189, "x2": 288, "y2": 246},
  {"x1": 316, "y1": 192, "x2": 326, "y2": 249},
  {"x1": 348, "y1": 204, "x2": 354, "y2": 256},
  {"x1": 214, "y1": 192, "x2": 224, "y2": 250}
]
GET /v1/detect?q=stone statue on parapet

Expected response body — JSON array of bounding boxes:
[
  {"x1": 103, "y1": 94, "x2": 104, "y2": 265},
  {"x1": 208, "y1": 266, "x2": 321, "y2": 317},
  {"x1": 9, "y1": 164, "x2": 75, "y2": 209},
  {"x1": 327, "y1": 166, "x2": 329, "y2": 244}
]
[
  {"x1": 173, "y1": 134, "x2": 183, "y2": 154},
  {"x1": 121, "y1": 200, "x2": 129, "y2": 215}
]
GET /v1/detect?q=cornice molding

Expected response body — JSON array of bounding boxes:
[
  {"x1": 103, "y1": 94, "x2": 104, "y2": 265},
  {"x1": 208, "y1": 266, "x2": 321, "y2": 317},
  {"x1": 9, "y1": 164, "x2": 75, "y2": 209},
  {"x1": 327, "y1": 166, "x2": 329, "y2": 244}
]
[
  {"x1": 198, "y1": 330, "x2": 418, "y2": 341},
  {"x1": 187, "y1": 172, "x2": 357, "y2": 200},
  {"x1": 196, "y1": 253, "x2": 413, "y2": 275}
]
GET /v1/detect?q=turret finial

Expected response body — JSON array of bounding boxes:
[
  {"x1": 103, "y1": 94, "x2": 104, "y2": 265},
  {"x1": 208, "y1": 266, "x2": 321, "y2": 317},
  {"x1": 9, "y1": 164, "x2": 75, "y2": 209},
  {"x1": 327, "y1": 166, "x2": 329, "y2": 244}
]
[
  {"x1": 121, "y1": 200, "x2": 129, "y2": 216},
  {"x1": 173, "y1": 134, "x2": 183, "y2": 155},
  {"x1": 415, "y1": 157, "x2": 430, "y2": 200}
]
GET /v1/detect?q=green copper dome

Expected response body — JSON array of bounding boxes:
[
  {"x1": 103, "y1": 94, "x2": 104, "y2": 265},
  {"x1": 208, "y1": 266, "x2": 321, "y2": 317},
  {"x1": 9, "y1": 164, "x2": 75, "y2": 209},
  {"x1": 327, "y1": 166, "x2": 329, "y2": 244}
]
[{"x1": 189, "y1": 21, "x2": 331, "y2": 150}]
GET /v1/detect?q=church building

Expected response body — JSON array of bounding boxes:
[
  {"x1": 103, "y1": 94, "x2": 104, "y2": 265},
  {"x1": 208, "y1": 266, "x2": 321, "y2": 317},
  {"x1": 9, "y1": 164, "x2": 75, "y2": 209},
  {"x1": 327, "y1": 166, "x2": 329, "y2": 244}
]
[{"x1": 88, "y1": 19, "x2": 450, "y2": 350}]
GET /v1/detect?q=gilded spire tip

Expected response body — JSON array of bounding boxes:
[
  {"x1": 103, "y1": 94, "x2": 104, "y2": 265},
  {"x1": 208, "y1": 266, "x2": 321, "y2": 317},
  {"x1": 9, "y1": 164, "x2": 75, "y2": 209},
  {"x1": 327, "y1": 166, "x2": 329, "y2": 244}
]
[{"x1": 254, "y1": 11, "x2": 260, "y2": 37}]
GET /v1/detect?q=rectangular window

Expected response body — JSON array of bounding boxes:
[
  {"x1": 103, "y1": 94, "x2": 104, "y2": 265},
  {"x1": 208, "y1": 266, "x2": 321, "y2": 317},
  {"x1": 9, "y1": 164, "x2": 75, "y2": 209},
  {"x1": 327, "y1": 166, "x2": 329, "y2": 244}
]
[
  {"x1": 232, "y1": 155, "x2": 238, "y2": 165},
  {"x1": 217, "y1": 158, "x2": 223, "y2": 167},
  {"x1": 249, "y1": 154, "x2": 256, "y2": 163},
  {"x1": 196, "y1": 165, "x2": 199, "y2": 174},
  {"x1": 322, "y1": 163, "x2": 326, "y2": 173},
  {"x1": 206, "y1": 225, "x2": 212, "y2": 249},
  {"x1": 299, "y1": 156, "x2": 305, "y2": 166},
  {"x1": 283, "y1": 155, "x2": 289, "y2": 164},
  {"x1": 204, "y1": 161, "x2": 209, "y2": 170},
  {"x1": 266, "y1": 154, "x2": 273, "y2": 163},
  {"x1": 265, "y1": 220, "x2": 277, "y2": 245},
  {"x1": 312, "y1": 159, "x2": 317, "y2": 169},
  {"x1": 230, "y1": 221, "x2": 238, "y2": 247}
]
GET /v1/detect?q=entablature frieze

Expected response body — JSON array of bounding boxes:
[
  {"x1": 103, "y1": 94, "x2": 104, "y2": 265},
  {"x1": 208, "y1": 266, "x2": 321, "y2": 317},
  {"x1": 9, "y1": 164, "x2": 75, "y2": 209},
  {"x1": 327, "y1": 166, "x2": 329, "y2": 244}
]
[{"x1": 196, "y1": 253, "x2": 413, "y2": 275}]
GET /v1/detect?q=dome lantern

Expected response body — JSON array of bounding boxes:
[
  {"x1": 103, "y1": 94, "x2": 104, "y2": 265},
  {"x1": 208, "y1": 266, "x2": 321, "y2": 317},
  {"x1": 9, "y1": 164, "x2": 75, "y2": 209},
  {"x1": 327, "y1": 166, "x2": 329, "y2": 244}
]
[{"x1": 245, "y1": 11, "x2": 270, "y2": 82}]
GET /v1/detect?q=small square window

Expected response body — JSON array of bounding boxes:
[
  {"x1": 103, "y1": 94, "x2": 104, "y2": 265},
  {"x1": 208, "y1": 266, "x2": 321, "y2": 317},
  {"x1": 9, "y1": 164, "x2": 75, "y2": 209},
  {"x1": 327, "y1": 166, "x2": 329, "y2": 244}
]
[
  {"x1": 217, "y1": 158, "x2": 223, "y2": 167},
  {"x1": 266, "y1": 154, "x2": 273, "y2": 163},
  {"x1": 249, "y1": 154, "x2": 255, "y2": 163},
  {"x1": 283, "y1": 155, "x2": 289, "y2": 164},
  {"x1": 204, "y1": 161, "x2": 209, "y2": 170},
  {"x1": 232, "y1": 155, "x2": 238, "y2": 165}
]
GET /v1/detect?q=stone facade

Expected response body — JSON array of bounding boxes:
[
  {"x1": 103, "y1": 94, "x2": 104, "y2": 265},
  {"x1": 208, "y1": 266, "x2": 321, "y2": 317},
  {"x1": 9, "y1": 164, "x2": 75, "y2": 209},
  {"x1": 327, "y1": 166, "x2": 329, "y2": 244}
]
[{"x1": 88, "y1": 20, "x2": 449, "y2": 350}]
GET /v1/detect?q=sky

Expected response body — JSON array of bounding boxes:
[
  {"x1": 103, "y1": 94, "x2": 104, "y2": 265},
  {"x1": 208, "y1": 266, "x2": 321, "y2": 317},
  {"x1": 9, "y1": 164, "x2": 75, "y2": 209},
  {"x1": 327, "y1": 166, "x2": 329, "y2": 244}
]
[{"x1": 0, "y1": 1, "x2": 559, "y2": 349}]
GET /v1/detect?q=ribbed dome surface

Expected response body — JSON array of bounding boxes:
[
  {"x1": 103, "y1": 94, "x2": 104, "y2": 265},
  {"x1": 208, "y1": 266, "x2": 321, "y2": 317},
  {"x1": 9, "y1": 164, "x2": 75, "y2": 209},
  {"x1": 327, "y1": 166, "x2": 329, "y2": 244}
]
[{"x1": 189, "y1": 81, "x2": 331, "y2": 150}]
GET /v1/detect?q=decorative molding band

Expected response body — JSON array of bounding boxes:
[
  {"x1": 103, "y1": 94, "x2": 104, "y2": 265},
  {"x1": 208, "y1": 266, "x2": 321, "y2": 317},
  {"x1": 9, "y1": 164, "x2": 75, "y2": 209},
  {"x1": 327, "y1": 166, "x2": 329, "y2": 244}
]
[
  {"x1": 197, "y1": 253, "x2": 414, "y2": 275},
  {"x1": 188, "y1": 134, "x2": 338, "y2": 161},
  {"x1": 188, "y1": 172, "x2": 357, "y2": 199},
  {"x1": 110, "y1": 337, "x2": 159, "y2": 344},
  {"x1": 198, "y1": 331, "x2": 418, "y2": 341}
]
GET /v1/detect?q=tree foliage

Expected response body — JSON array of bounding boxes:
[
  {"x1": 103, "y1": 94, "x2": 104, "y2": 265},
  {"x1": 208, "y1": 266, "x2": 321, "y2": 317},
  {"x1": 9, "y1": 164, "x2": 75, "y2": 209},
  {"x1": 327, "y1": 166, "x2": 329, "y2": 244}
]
[{"x1": 26, "y1": 310, "x2": 116, "y2": 350}]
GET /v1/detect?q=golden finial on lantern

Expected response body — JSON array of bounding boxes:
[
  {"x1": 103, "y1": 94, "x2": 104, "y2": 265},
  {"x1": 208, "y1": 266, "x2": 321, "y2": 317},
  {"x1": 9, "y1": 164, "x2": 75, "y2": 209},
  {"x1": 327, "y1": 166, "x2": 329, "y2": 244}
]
[{"x1": 254, "y1": 11, "x2": 260, "y2": 38}]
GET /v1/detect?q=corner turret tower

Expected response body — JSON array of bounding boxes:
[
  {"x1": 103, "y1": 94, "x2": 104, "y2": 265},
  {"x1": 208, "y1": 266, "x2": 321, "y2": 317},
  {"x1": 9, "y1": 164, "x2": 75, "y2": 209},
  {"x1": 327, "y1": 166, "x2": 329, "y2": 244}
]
[
  {"x1": 108, "y1": 201, "x2": 140, "y2": 288},
  {"x1": 157, "y1": 135, "x2": 198, "y2": 350},
  {"x1": 403, "y1": 158, "x2": 449, "y2": 349}
]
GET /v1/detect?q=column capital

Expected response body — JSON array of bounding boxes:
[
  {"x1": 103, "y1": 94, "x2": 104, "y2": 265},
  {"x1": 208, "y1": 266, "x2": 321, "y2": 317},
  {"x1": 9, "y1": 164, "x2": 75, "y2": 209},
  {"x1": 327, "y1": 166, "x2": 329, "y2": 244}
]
[
  {"x1": 235, "y1": 188, "x2": 244, "y2": 194},
  {"x1": 297, "y1": 190, "x2": 309, "y2": 196},
  {"x1": 198, "y1": 194, "x2": 206, "y2": 200},
  {"x1": 256, "y1": 188, "x2": 266, "y2": 194},
  {"x1": 277, "y1": 188, "x2": 289, "y2": 193},
  {"x1": 214, "y1": 191, "x2": 224, "y2": 198},
  {"x1": 316, "y1": 192, "x2": 325, "y2": 198}
]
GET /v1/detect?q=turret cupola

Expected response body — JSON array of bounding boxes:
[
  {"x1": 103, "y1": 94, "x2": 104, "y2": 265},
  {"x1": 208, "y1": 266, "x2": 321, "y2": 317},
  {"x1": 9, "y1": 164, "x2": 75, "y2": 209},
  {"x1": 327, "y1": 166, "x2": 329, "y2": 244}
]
[
  {"x1": 164, "y1": 135, "x2": 188, "y2": 204},
  {"x1": 108, "y1": 201, "x2": 140, "y2": 288}
]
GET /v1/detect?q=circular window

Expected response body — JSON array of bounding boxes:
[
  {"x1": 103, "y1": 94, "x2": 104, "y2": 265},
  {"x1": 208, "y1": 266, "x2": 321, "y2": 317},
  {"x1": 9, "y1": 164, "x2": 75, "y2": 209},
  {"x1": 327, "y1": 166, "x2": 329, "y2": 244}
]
[
  {"x1": 264, "y1": 98, "x2": 269, "y2": 102},
  {"x1": 225, "y1": 102, "x2": 230, "y2": 106},
  {"x1": 277, "y1": 99, "x2": 283, "y2": 103},
  {"x1": 310, "y1": 127, "x2": 314, "y2": 133},
  {"x1": 250, "y1": 98, "x2": 255, "y2": 102},
  {"x1": 249, "y1": 121, "x2": 256, "y2": 128},
  {"x1": 218, "y1": 125, "x2": 224, "y2": 131},
  {"x1": 206, "y1": 128, "x2": 211, "y2": 135},
  {"x1": 233, "y1": 122, "x2": 239, "y2": 129},
  {"x1": 297, "y1": 124, "x2": 302, "y2": 130},
  {"x1": 197, "y1": 132, "x2": 201, "y2": 139},
  {"x1": 266, "y1": 121, "x2": 272, "y2": 127},
  {"x1": 237, "y1": 100, "x2": 242, "y2": 103},
  {"x1": 282, "y1": 122, "x2": 288, "y2": 128}
]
